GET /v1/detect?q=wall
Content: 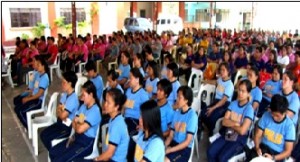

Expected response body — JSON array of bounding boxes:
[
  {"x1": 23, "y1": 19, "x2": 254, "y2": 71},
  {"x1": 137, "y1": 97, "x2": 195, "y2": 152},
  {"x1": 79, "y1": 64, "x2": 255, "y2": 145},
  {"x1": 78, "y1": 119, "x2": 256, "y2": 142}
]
[
  {"x1": 137, "y1": 2, "x2": 153, "y2": 19},
  {"x1": 2, "y1": 2, "x2": 49, "y2": 41},
  {"x1": 99, "y1": 2, "x2": 118, "y2": 34},
  {"x1": 161, "y1": 2, "x2": 179, "y2": 17}
]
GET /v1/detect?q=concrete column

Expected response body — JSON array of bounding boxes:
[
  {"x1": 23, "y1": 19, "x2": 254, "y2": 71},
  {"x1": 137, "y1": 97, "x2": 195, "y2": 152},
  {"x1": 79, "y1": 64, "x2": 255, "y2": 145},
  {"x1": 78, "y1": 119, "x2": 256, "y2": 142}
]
[
  {"x1": 91, "y1": 2, "x2": 99, "y2": 35},
  {"x1": 179, "y1": 2, "x2": 185, "y2": 21},
  {"x1": 2, "y1": 18, "x2": 5, "y2": 42},
  {"x1": 130, "y1": 2, "x2": 137, "y2": 17},
  {"x1": 72, "y1": 2, "x2": 76, "y2": 39},
  {"x1": 48, "y1": 2, "x2": 57, "y2": 37}
]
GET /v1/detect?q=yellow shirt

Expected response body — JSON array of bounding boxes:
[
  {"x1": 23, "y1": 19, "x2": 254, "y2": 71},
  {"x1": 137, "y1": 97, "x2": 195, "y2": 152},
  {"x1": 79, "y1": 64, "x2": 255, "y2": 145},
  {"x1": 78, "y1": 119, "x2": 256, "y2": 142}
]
[
  {"x1": 185, "y1": 37, "x2": 193, "y2": 45},
  {"x1": 199, "y1": 40, "x2": 209, "y2": 50}
]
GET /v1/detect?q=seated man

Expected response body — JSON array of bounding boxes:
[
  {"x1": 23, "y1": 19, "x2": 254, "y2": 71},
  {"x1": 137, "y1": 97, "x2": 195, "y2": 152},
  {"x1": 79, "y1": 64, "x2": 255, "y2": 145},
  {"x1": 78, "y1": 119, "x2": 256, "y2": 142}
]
[{"x1": 246, "y1": 94, "x2": 296, "y2": 162}]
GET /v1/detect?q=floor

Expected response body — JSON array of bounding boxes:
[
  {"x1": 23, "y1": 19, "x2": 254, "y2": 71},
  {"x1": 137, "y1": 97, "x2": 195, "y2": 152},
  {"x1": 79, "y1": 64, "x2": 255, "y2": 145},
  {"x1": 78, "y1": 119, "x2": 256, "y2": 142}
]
[{"x1": 1, "y1": 67, "x2": 209, "y2": 162}]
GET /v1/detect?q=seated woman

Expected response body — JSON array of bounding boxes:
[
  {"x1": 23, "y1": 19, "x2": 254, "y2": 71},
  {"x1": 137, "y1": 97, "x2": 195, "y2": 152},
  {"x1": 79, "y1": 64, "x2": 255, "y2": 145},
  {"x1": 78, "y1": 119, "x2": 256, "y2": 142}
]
[
  {"x1": 156, "y1": 79, "x2": 174, "y2": 137},
  {"x1": 40, "y1": 71, "x2": 79, "y2": 150},
  {"x1": 166, "y1": 62, "x2": 181, "y2": 107},
  {"x1": 277, "y1": 45, "x2": 290, "y2": 73},
  {"x1": 207, "y1": 79, "x2": 254, "y2": 162},
  {"x1": 145, "y1": 61, "x2": 160, "y2": 99},
  {"x1": 178, "y1": 45, "x2": 194, "y2": 82},
  {"x1": 246, "y1": 94, "x2": 296, "y2": 162},
  {"x1": 165, "y1": 86, "x2": 198, "y2": 162},
  {"x1": 258, "y1": 65, "x2": 282, "y2": 117},
  {"x1": 247, "y1": 65, "x2": 262, "y2": 114},
  {"x1": 280, "y1": 71, "x2": 300, "y2": 126},
  {"x1": 200, "y1": 62, "x2": 234, "y2": 136},
  {"x1": 49, "y1": 81, "x2": 101, "y2": 162},
  {"x1": 287, "y1": 51, "x2": 300, "y2": 99},
  {"x1": 93, "y1": 88, "x2": 129, "y2": 162},
  {"x1": 134, "y1": 100, "x2": 165, "y2": 162},
  {"x1": 220, "y1": 50, "x2": 234, "y2": 76},
  {"x1": 85, "y1": 61, "x2": 104, "y2": 102},
  {"x1": 14, "y1": 56, "x2": 50, "y2": 129},
  {"x1": 117, "y1": 51, "x2": 131, "y2": 89},
  {"x1": 161, "y1": 54, "x2": 175, "y2": 80},
  {"x1": 124, "y1": 53, "x2": 144, "y2": 90},
  {"x1": 13, "y1": 56, "x2": 39, "y2": 107},
  {"x1": 264, "y1": 49, "x2": 277, "y2": 74}
]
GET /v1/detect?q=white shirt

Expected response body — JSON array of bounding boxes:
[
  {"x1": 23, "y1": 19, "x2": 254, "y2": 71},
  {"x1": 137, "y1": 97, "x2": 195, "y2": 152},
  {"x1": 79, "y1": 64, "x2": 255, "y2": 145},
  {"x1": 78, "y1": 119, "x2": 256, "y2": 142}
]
[{"x1": 277, "y1": 55, "x2": 289, "y2": 72}]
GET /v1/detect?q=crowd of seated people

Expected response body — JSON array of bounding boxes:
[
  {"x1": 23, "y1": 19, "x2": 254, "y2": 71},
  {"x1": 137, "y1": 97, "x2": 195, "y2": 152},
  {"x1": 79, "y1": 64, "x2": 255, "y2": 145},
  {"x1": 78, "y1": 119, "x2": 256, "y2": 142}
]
[{"x1": 4, "y1": 27, "x2": 300, "y2": 162}]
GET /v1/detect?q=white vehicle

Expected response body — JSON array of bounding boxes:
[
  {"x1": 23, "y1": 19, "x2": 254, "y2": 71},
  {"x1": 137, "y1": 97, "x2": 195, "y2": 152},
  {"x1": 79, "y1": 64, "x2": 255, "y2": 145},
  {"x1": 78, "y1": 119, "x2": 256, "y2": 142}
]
[
  {"x1": 123, "y1": 17, "x2": 153, "y2": 33},
  {"x1": 156, "y1": 15, "x2": 183, "y2": 35}
]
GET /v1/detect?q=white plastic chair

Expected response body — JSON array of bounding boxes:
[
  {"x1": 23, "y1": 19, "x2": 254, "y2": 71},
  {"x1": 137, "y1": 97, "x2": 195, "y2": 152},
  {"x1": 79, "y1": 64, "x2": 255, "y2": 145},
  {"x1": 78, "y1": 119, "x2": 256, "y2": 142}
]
[
  {"x1": 75, "y1": 76, "x2": 88, "y2": 97},
  {"x1": 234, "y1": 68, "x2": 247, "y2": 86},
  {"x1": 1, "y1": 59, "x2": 15, "y2": 88},
  {"x1": 32, "y1": 92, "x2": 59, "y2": 156},
  {"x1": 26, "y1": 71, "x2": 35, "y2": 85},
  {"x1": 27, "y1": 88, "x2": 49, "y2": 139},
  {"x1": 188, "y1": 68, "x2": 203, "y2": 96},
  {"x1": 49, "y1": 53, "x2": 62, "y2": 82},
  {"x1": 198, "y1": 83, "x2": 216, "y2": 106},
  {"x1": 108, "y1": 58, "x2": 118, "y2": 71},
  {"x1": 79, "y1": 59, "x2": 88, "y2": 74},
  {"x1": 188, "y1": 129, "x2": 199, "y2": 162}
]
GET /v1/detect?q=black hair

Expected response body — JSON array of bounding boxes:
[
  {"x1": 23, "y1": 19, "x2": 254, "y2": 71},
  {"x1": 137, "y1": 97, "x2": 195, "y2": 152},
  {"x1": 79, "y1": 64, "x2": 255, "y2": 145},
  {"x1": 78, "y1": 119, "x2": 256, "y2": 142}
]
[
  {"x1": 218, "y1": 62, "x2": 231, "y2": 76},
  {"x1": 272, "y1": 64, "x2": 283, "y2": 79},
  {"x1": 140, "y1": 100, "x2": 163, "y2": 140},
  {"x1": 256, "y1": 46, "x2": 262, "y2": 53},
  {"x1": 144, "y1": 44, "x2": 153, "y2": 55},
  {"x1": 21, "y1": 39, "x2": 29, "y2": 48},
  {"x1": 107, "y1": 69, "x2": 119, "y2": 81},
  {"x1": 35, "y1": 55, "x2": 51, "y2": 85},
  {"x1": 130, "y1": 67, "x2": 144, "y2": 85},
  {"x1": 62, "y1": 71, "x2": 78, "y2": 88},
  {"x1": 50, "y1": 36, "x2": 55, "y2": 42},
  {"x1": 40, "y1": 36, "x2": 46, "y2": 41},
  {"x1": 85, "y1": 60, "x2": 97, "y2": 72},
  {"x1": 106, "y1": 88, "x2": 127, "y2": 111},
  {"x1": 167, "y1": 62, "x2": 179, "y2": 78},
  {"x1": 283, "y1": 71, "x2": 297, "y2": 83},
  {"x1": 239, "y1": 79, "x2": 252, "y2": 93},
  {"x1": 164, "y1": 54, "x2": 174, "y2": 63},
  {"x1": 157, "y1": 79, "x2": 172, "y2": 98},
  {"x1": 177, "y1": 86, "x2": 193, "y2": 106},
  {"x1": 269, "y1": 94, "x2": 288, "y2": 114},
  {"x1": 135, "y1": 53, "x2": 143, "y2": 66},
  {"x1": 295, "y1": 51, "x2": 300, "y2": 57},
  {"x1": 248, "y1": 65, "x2": 260, "y2": 86},
  {"x1": 146, "y1": 61, "x2": 159, "y2": 78},
  {"x1": 82, "y1": 80, "x2": 101, "y2": 112},
  {"x1": 270, "y1": 49, "x2": 277, "y2": 63}
]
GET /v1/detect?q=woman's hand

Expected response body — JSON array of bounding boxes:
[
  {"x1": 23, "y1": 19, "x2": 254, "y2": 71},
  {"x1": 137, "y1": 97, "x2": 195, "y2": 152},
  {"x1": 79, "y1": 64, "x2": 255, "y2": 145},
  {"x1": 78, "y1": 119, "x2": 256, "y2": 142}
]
[
  {"x1": 22, "y1": 97, "x2": 30, "y2": 104},
  {"x1": 165, "y1": 147, "x2": 173, "y2": 154},
  {"x1": 206, "y1": 107, "x2": 215, "y2": 117}
]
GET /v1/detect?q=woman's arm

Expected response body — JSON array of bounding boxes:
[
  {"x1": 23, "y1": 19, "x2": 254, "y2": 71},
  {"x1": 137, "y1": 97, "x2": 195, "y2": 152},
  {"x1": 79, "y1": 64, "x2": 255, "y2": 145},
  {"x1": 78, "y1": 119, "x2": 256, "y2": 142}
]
[
  {"x1": 164, "y1": 130, "x2": 174, "y2": 147},
  {"x1": 254, "y1": 127, "x2": 264, "y2": 156},
  {"x1": 95, "y1": 144, "x2": 116, "y2": 161},
  {"x1": 22, "y1": 89, "x2": 45, "y2": 103},
  {"x1": 271, "y1": 142, "x2": 294, "y2": 161}
]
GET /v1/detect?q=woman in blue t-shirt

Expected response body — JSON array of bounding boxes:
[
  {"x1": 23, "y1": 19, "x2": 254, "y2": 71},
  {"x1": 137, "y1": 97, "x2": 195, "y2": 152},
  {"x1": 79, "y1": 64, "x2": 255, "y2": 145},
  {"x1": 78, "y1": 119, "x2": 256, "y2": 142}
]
[
  {"x1": 145, "y1": 61, "x2": 160, "y2": 99},
  {"x1": 246, "y1": 94, "x2": 296, "y2": 162},
  {"x1": 40, "y1": 71, "x2": 79, "y2": 151},
  {"x1": 247, "y1": 65, "x2": 262, "y2": 114},
  {"x1": 165, "y1": 86, "x2": 198, "y2": 162},
  {"x1": 258, "y1": 65, "x2": 282, "y2": 117},
  {"x1": 207, "y1": 79, "x2": 254, "y2": 162},
  {"x1": 93, "y1": 88, "x2": 129, "y2": 162},
  {"x1": 200, "y1": 62, "x2": 234, "y2": 136},
  {"x1": 117, "y1": 51, "x2": 131, "y2": 88},
  {"x1": 14, "y1": 55, "x2": 50, "y2": 128},
  {"x1": 49, "y1": 81, "x2": 101, "y2": 162},
  {"x1": 134, "y1": 100, "x2": 165, "y2": 162}
]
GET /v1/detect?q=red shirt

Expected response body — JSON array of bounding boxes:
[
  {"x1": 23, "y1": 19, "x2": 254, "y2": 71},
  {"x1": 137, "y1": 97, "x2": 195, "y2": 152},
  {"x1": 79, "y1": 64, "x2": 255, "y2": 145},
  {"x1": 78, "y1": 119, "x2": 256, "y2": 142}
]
[
  {"x1": 47, "y1": 44, "x2": 58, "y2": 64},
  {"x1": 38, "y1": 42, "x2": 47, "y2": 53}
]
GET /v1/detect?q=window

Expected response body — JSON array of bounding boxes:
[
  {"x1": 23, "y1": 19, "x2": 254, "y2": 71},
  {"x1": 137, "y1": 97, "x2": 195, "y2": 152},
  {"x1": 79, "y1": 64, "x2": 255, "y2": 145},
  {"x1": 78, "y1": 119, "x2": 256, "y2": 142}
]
[
  {"x1": 161, "y1": 19, "x2": 166, "y2": 25},
  {"x1": 140, "y1": 9, "x2": 146, "y2": 18},
  {"x1": 167, "y1": 19, "x2": 171, "y2": 24},
  {"x1": 60, "y1": 8, "x2": 86, "y2": 24},
  {"x1": 195, "y1": 9, "x2": 210, "y2": 22},
  {"x1": 10, "y1": 8, "x2": 41, "y2": 27}
]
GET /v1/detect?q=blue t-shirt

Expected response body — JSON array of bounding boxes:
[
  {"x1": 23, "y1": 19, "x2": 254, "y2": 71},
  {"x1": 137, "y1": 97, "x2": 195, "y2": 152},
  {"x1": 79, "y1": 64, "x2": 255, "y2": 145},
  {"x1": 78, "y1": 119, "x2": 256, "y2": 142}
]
[
  {"x1": 258, "y1": 112, "x2": 296, "y2": 153},
  {"x1": 159, "y1": 102, "x2": 174, "y2": 133},
  {"x1": 252, "y1": 59, "x2": 265, "y2": 71},
  {"x1": 250, "y1": 86, "x2": 262, "y2": 106},
  {"x1": 32, "y1": 73, "x2": 50, "y2": 100},
  {"x1": 90, "y1": 75, "x2": 104, "y2": 102},
  {"x1": 227, "y1": 100, "x2": 254, "y2": 139},
  {"x1": 145, "y1": 77, "x2": 159, "y2": 98},
  {"x1": 28, "y1": 70, "x2": 39, "y2": 90},
  {"x1": 280, "y1": 91, "x2": 300, "y2": 125},
  {"x1": 124, "y1": 88, "x2": 149, "y2": 119},
  {"x1": 59, "y1": 91, "x2": 79, "y2": 121},
  {"x1": 171, "y1": 108, "x2": 198, "y2": 148},
  {"x1": 263, "y1": 79, "x2": 282, "y2": 102},
  {"x1": 104, "y1": 114, "x2": 129, "y2": 162},
  {"x1": 117, "y1": 64, "x2": 131, "y2": 81},
  {"x1": 134, "y1": 131, "x2": 165, "y2": 162},
  {"x1": 215, "y1": 78, "x2": 234, "y2": 102},
  {"x1": 161, "y1": 66, "x2": 167, "y2": 79},
  {"x1": 208, "y1": 51, "x2": 221, "y2": 62},
  {"x1": 168, "y1": 80, "x2": 181, "y2": 106},
  {"x1": 75, "y1": 104, "x2": 101, "y2": 138},
  {"x1": 234, "y1": 57, "x2": 248, "y2": 69}
]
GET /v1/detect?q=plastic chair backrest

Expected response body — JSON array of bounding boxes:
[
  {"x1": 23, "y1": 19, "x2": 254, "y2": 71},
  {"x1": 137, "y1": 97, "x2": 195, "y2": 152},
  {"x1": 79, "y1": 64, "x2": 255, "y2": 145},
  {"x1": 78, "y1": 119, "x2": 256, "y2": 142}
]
[
  {"x1": 75, "y1": 77, "x2": 88, "y2": 97},
  {"x1": 7, "y1": 59, "x2": 12, "y2": 73},
  {"x1": 234, "y1": 68, "x2": 247, "y2": 86},
  {"x1": 45, "y1": 92, "x2": 59, "y2": 118},
  {"x1": 188, "y1": 68, "x2": 203, "y2": 92},
  {"x1": 42, "y1": 88, "x2": 49, "y2": 113},
  {"x1": 197, "y1": 83, "x2": 216, "y2": 106}
]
